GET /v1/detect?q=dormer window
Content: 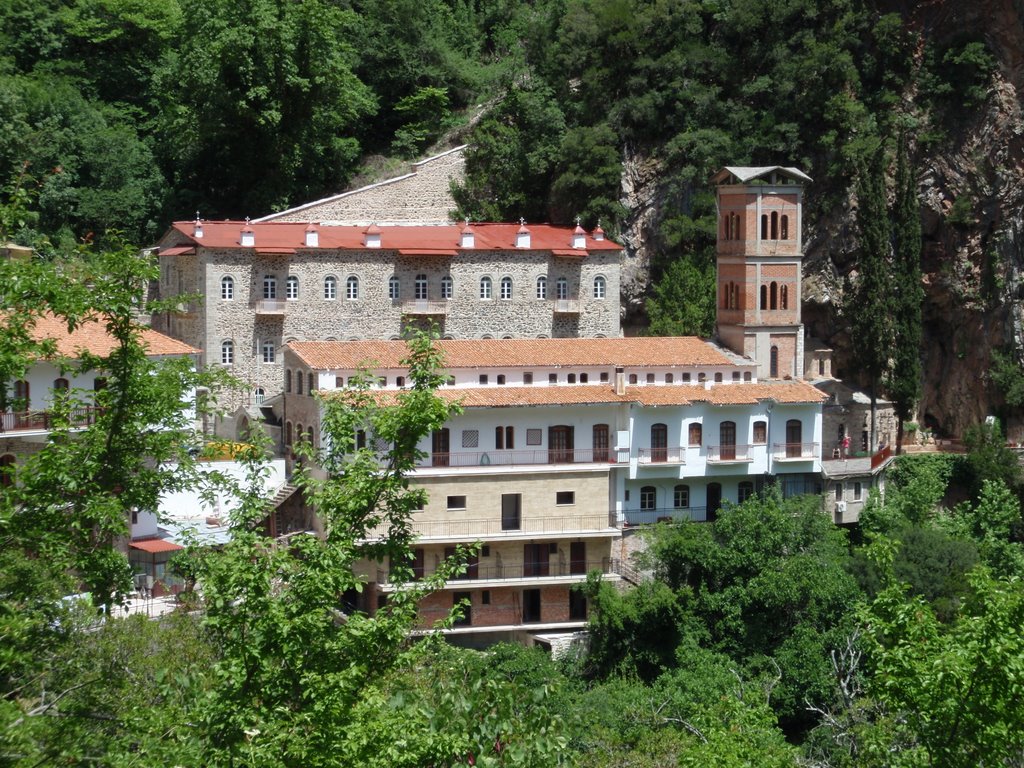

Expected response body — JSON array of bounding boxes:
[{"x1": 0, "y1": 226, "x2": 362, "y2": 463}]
[
  {"x1": 572, "y1": 224, "x2": 586, "y2": 249},
  {"x1": 305, "y1": 225, "x2": 319, "y2": 248},
  {"x1": 515, "y1": 221, "x2": 530, "y2": 249},
  {"x1": 364, "y1": 224, "x2": 381, "y2": 248}
]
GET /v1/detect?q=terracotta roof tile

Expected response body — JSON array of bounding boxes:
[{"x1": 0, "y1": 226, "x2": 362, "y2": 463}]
[
  {"x1": 160, "y1": 221, "x2": 622, "y2": 255},
  {"x1": 287, "y1": 337, "x2": 734, "y2": 371},
  {"x1": 23, "y1": 314, "x2": 199, "y2": 359}
]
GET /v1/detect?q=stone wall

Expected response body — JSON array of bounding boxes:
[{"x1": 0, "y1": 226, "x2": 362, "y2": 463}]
[
  {"x1": 170, "y1": 246, "x2": 621, "y2": 409},
  {"x1": 260, "y1": 146, "x2": 466, "y2": 224}
]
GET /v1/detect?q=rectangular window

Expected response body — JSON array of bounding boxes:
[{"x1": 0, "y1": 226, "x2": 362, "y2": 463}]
[
  {"x1": 447, "y1": 495, "x2": 467, "y2": 510},
  {"x1": 479, "y1": 374, "x2": 488, "y2": 385},
  {"x1": 732, "y1": 371, "x2": 741, "y2": 381},
  {"x1": 600, "y1": 372, "x2": 609, "y2": 383},
  {"x1": 548, "y1": 373, "x2": 558, "y2": 384},
  {"x1": 753, "y1": 421, "x2": 767, "y2": 444},
  {"x1": 523, "y1": 372, "x2": 533, "y2": 385},
  {"x1": 501, "y1": 493, "x2": 522, "y2": 530},
  {"x1": 461, "y1": 430, "x2": 479, "y2": 448},
  {"x1": 568, "y1": 373, "x2": 576, "y2": 384},
  {"x1": 495, "y1": 426, "x2": 514, "y2": 450},
  {"x1": 738, "y1": 481, "x2": 754, "y2": 502},
  {"x1": 556, "y1": 491, "x2": 575, "y2": 505},
  {"x1": 453, "y1": 592, "x2": 472, "y2": 626},
  {"x1": 262, "y1": 341, "x2": 275, "y2": 363},
  {"x1": 522, "y1": 588, "x2": 541, "y2": 623},
  {"x1": 682, "y1": 373, "x2": 692, "y2": 383},
  {"x1": 482, "y1": 590, "x2": 491, "y2": 605},
  {"x1": 674, "y1": 485, "x2": 689, "y2": 508},
  {"x1": 688, "y1": 423, "x2": 702, "y2": 446},
  {"x1": 569, "y1": 590, "x2": 587, "y2": 620},
  {"x1": 497, "y1": 374, "x2": 506, "y2": 385},
  {"x1": 526, "y1": 429, "x2": 542, "y2": 446},
  {"x1": 580, "y1": 373, "x2": 588, "y2": 383},
  {"x1": 853, "y1": 482, "x2": 863, "y2": 500}
]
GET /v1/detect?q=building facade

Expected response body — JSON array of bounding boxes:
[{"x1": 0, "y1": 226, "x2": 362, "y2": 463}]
[
  {"x1": 282, "y1": 337, "x2": 825, "y2": 643},
  {"x1": 154, "y1": 221, "x2": 623, "y2": 411}
]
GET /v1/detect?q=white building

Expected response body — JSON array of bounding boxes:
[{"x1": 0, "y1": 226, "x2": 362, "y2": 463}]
[{"x1": 282, "y1": 336, "x2": 825, "y2": 643}]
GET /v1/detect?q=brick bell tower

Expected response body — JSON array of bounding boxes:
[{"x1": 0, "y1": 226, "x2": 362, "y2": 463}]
[{"x1": 711, "y1": 165, "x2": 811, "y2": 380}]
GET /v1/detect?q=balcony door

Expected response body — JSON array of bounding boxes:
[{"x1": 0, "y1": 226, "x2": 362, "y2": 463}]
[
  {"x1": 548, "y1": 425, "x2": 574, "y2": 464},
  {"x1": 570, "y1": 541, "x2": 586, "y2": 575},
  {"x1": 431, "y1": 428, "x2": 450, "y2": 466},
  {"x1": 592, "y1": 424, "x2": 609, "y2": 462},
  {"x1": 786, "y1": 419, "x2": 802, "y2": 458},
  {"x1": 707, "y1": 482, "x2": 722, "y2": 523},
  {"x1": 651, "y1": 423, "x2": 668, "y2": 462},
  {"x1": 523, "y1": 543, "x2": 550, "y2": 577},
  {"x1": 719, "y1": 421, "x2": 736, "y2": 461}
]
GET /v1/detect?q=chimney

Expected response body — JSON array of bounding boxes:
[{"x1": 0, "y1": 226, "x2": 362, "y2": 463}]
[
  {"x1": 593, "y1": 220, "x2": 605, "y2": 241},
  {"x1": 614, "y1": 366, "x2": 626, "y2": 395},
  {"x1": 572, "y1": 219, "x2": 586, "y2": 249},
  {"x1": 364, "y1": 223, "x2": 381, "y2": 248},
  {"x1": 305, "y1": 224, "x2": 319, "y2": 248},
  {"x1": 460, "y1": 219, "x2": 475, "y2": 249},
  {"x1": 240, "y1": 219, "x2": 255, "y2": 247},
  {"x1": 193, "y1": 212, "x2": 203, "y2": 239},
  {"x1": 515, "y1": 218, "x2": 530, "y2": 249}
]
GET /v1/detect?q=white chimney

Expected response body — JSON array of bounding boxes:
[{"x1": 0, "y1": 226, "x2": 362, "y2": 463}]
[
  {"x1": 614, "y1": 366, "x2": 626, "y2": 395},
  {"x1": 593, "y1": 221, "x2": 605, "y2": 241},
  {"x1": 364, "y1": 223, "x2": 381, "y2": 248},
  {"x1": 460, "y1": 220, "x2": 475, "y2": 249},
  {"x1": 305, "y1": 224, "x2": 319, "y2": 248},
  {"x1": 515, "y1": 219, "x2": 530, "y2": 249},
  {"x1": 193, "y1": 213, "x2": 203, "y2": 239},
  {"x1": 240, "y1": 220, "x2": 255, "y2": 247},
  {"x1": 572, "y1": 223, "x2": 586, "y2": 249}
]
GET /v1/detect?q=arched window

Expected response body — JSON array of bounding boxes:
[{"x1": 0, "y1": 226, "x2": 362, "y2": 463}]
[
  {"x1": 441, "y1": 275, "x2": 453, "y2": 299},
  {"x1": 770, "y1": 281, "x2": 778, "y2": 310},
  {"x1": 556, "y1": 278, "x2": 569, "y2": 300},
  {"x1": 593, "y1": 424, "x2": 609, "y2": 462},
  {"x1": 415, "y1": 274, "x2": 428, "y2": 300},
  {"x1": 389, "y1": 275, "x2": 400, "y2": 300},
  {"x1": 0, "y1": 454, "x2": 14, "y2": 488},
  {"x1": 286, "y1": 275, "x2": 299, "y2": 300},
  {"x1": 285, "y1": 370, "x2": 292, "y2": 393},
  {"x1": 760, "y1": 284, "x2": 768, "y2": 309},
  {"x1": 722, "y1": 284, "x2": 729, "y2": 309},
  {"x1": 253, "y1": 387, "x2": 265, "y2": 405},
  {"x1": 13, "y1": 379, "x2": 29, "y2": 409},
  {"x1": 640, "y1": 486, "x2": 656, "y2": 511},
  {"x1": 285, "y1": 421, "x2": 293, "y2": 446},
  {"x1": 261, "y1": 340, "x2": 275, "y2": 363},
  {"x1": 781, "y1": 285, "x2": 788, "y2": 309},
  {"x1": 770, "y1": 345, "x2": 779, "y2": 378},
  {"x1": 536, "y1": 275, "x2": 547, "y2": 299},
  {"x1": 324, "y1": 275, "x2": 337, "y2": 300},
  {"x1": 479, "y1": 276, "x2": 492, "y2": 300},
  {"x1": 731, "y1": 212, "x2": 740, "y2": 239},
  {"x1": 53, "y1": 378, "x2": 69, "y2": 393},
  {"x1": 760, "y1": 214, "x2": 768, "y2": 240},
  {"x1": 346, "y1": 275, "x2": 359, "y2": 300},
  {"x1": 296, "y1": 372, "x2": 303, "y2": 395},
  {"x1": 771, "y1": 211, "x2": 779, "y2": 239},
  {"x1": 714, "y1": 372, "x2": 723, "y2": 382},
  {"x1": 628, "y1": 373, "x2": 638, "y2": 385},
  {"x1": 594, "y1": 276, "x2": 606, "y2": 299},
  {"x1": 665, "y1": 373, "x2": 674, "y2": 384},
  {"x1": 308, "y1": 373, "x2": 315, "y2": 393},
  {"x1": 500, "y1": 276, "x2": 512, "y2": 300},
  {"x1": 674, "y1": 484, "x2": 689, "y2": 508},
  {"x1": 780, "y1": 215, "x2": 789, "y2": 240},
  {"x1": 221, "y1": 276, "x2": 234, "y2": 300},
  {"x1": 263, "y1": 275, "x2": 277, "y2": 300},
  {"x1": 731, "y1": 282, "x2": 739, "y2": 309},
  {"x1": 221, "y1": 340, "x2": 234, "y2": 365}
]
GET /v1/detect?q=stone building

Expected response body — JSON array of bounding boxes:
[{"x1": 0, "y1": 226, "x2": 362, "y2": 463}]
[
  {"x1": 153, "y1": 220, "x2": 623, "y2": 412},
  {"x1": 255, "y1": 145, "x2": 466, "y2": 225}
]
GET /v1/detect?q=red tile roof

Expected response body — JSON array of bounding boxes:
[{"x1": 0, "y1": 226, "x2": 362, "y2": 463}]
[
  {"x1": 129, "y1": 538, "x2": 184, "y2": 553},
  {"x1": 159, "y1": 221, "x2": 622, "y2": 256},
  {"x1": 287, "y1": 337, "x2": 736, "y2": 371},
  {"x1": 23, "y1": 314, "x2": 199, "y2": 359}
]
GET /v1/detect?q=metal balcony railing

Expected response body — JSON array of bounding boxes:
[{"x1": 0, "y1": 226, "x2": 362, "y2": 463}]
[
  {"x1": 772, "y1": 442, "x2": 819, "y2": 460},
  {"x1": 378, "y1": 557, "x2": 620, "y2": 585},
  {"x1": 396, "y1": 299, "x2": 449, "y2": 315},
  {"x1": 365, "y1": 513, "x2": 617, "y2": 540},
  {"x1": 420, "y1": 448, "x2": 621, "y2": 468},
  {"x1": 623, "y1": 506, "x2": 708, "y2": 526},
  {"x1": 706, "y1": 443, "x2": 753, "y2": 462},
  {"x1": 0, "y1": 406, "x2": 103, "y2": 433},
  {"x1": 637, "y1": 446, "x2": 686, "y2": 464},
  {"x1": 252, "y1": 299, "x2": 287, "y2": 314}
]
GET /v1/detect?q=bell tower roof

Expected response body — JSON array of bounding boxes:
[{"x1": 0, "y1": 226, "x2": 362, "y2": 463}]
[{"x1": 712, "y1": 166, "x2": 812, "y2": 185}]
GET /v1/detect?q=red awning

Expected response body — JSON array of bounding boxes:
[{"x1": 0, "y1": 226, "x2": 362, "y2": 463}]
[
  {"x1": 159, "y1": 246, "x2": 196, "y2": 256},
  {"x1": 130, "y1": 538, "x2": 184, "y2": 554}
]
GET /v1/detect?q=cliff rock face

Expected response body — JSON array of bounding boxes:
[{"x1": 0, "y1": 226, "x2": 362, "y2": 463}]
[{"x1": 619, "y1": 0, "x2": 1024, "y2": 438}]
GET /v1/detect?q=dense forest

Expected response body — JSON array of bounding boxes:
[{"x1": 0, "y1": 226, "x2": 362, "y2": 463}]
[{"x1": 4, "y1": 0, "x2": 1024, "y2": 765}]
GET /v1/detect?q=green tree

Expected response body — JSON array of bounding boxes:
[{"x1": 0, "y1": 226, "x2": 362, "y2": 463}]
[
  {"x1": 886, "y1": 136, "x2": 923, "y2": 454},
  {"x1": 645, "y1": 255, "x2": 716, "y2": 337},
  {"x1": 848, "y1": 146, "x2": 892, "y2": 452}
]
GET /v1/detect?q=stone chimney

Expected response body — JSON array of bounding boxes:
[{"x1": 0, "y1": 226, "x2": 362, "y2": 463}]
[
  {"x1": 305, "y1": 224, "x2": 319, "y2": 248},
  {"x1": 515, "y1": 218, "x2": 530, "y2": 249},
  {"x1": 364, "y1": 223, "x2": 382, "y2": 248}
]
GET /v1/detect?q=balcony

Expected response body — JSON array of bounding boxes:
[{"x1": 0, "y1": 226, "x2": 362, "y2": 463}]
[
  {"x1": 637, "y1": 446, "x2": 686, "y2": 465},
  {"x1": 550, "y1": 298, "x2": 581, "y2": 314},
  {"x1": 772, "y1": 442, "x2": 819, "y2": 461},
  {"x1": 378, "y1": 557, "x2": 620, "y2": 587},
  {"x1": 397, "y1": 299, "x2": 449, "y2": 315},
  {"x1": 0, "y1": 406, "x2": 103, "y2": 434},
  {"x1": 252, "y1": 299, "x2": 287, "y2": 314},
  {"x1": 706, "y1": 443, "x2": 753, "y2": 463},
  {"x1": 421, "y1": 447, "x2": 620, "y2": 469},
  {"x1": 624, "y1": 506, "x2": 707, "y2": 526},
  {"x1": 365, "y1": 513, "x2": 618, "y2": 541}
]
